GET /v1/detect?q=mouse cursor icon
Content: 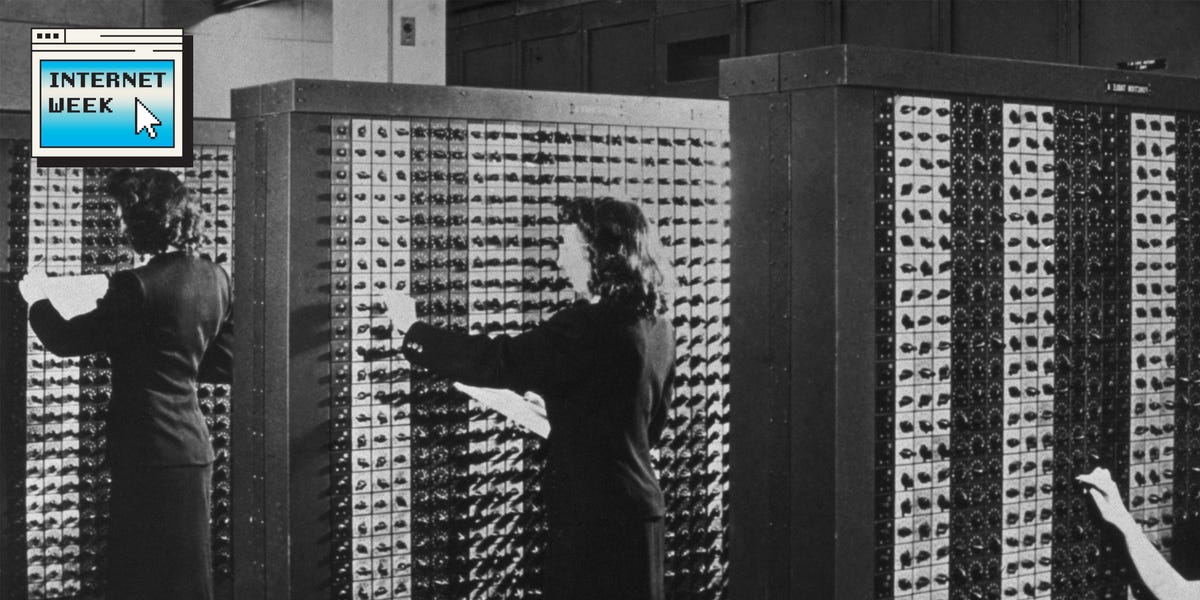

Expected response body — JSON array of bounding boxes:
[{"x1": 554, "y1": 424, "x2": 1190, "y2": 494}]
[{"x1": 134, "y1": 98, "x2": 161, "y2": 139}]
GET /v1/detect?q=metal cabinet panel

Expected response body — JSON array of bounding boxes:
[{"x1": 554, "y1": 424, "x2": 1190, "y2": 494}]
[
  {"x1": 745, "y1": 0, "x2": 829, "y2": 56},
  {"x1": 230, "y1": 81, "x2": 733, "y2": 600},
  {"x1": 588, "y1": 20, "x2": 655, "y2": 95},
  {"x1": 951, "y1": 0, "x2": 1059, "y2": 62},
  {"x1": 464, "y1": 44, "x2": 515, "y2": 88},
  {"x1": 723, "y1": 44, "x2": 1200, "y2": 600},
  {"x1": 839, "y1": 0, "x2": 936, "y2": 51},
  {"x1": 521, "y1": 32, "x2": 582, "y2": 91}
]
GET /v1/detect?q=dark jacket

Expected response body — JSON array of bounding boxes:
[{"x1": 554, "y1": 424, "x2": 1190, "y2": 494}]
[
  {"x1": 28, "y1": 251, "x2": 233, "y2": 467},
  {"x1": 401, "y1": 301, "x2": 674, "y2": 525}
]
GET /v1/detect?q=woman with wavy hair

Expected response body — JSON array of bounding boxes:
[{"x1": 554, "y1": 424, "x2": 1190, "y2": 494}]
[
  {"x1": 382, "y1": 196, "x2": 675, "y2": 600},
  {"x1": 19, "y1": 168, "x2": 233, "y2": 600}
]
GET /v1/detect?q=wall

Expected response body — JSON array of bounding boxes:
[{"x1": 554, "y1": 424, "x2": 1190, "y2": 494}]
[
  {"x1": 189, "y1": 0, "x2": 333, "y2": 118},
  {"x1": 333, "y1": 0, "x2": 445, "y2": 85},
  {"x1": 446, "y1": 0, "x2": 1200, "y2": 99}
]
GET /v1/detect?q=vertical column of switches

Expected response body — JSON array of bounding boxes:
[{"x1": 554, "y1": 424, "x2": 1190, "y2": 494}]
[
  {"x1": 1049, "y1": 105, "x2": 1131, "y2": 600},
  {"x1": 464, "y1": 119, "x2": 513, "y2": 599},
  {"x1": 1175, "y1": 115, "x2": 1200, "y2": 573},
  {"x1": 874, "y1": 92, "x2": 898, "y2": 600},
  {"x1": 407, "y1": 116, "x2": 434, "y2": 600},
  {"x1": 999, "y1": 102, "x2": 1057, "y2": 599},
  {"x1": 77, "y1": 166, "x2": 118, "y2": 598},
  {"x1": 462, "y1": 118, "x2": 491, "y2": 600},
  {"x1": 410, "y1": 119, "x2": 437, "y2": 600},
  {"x1": 891, "y1": 95, "x2": 920, "y2": 600},
  {"x1": 699, "y1": 122, "x2": 725, "y2": 599},
  {"x1": 675, "y1": 126, "x2": 723, "y2": 599},
  {"x1": 656, "y1": 124, "x2": 687, "y2": 597},
  {"x1": 690, "y1": 124, "x2": 714, "y2": 598},
  {"x1": 463, "y1": 120, "x2": 495, "y2": 596},
  {"x1": 387, "y1": 118, "x2": 416, "y2": 599},
  {"x1": 676, "y1": 124, "x2": 700, "y2": 597},
  {"x1": 1128, "y1": 112, "x2": 1179, "y2": 559},
  {"x1": 22, "y1": 161, "x2": 51, "y2": 600},
  {"x1": 24, "y1": 164, "x2": 85, "y2": 600},
  {"x1": 1104, "y1": 105, "x2": 1135, "y2": 599},
  {"x1": 668, "y1": 128, "x2": 688, "y2": 598},
  {"x1": 452, "y1": 117, "x2": 475, "y2": 597},
  {"x1": 519, "y1": 120, "x2": 543, "y2": 328},
  {"x1": 6, "y1": 142, "x2": 30, "y2": 269},
  {"x1": 328, "y1": 116, "x2": 355, "y2": 600},
  {"x1": 389, "y1": 119, "x2": 415, "y2": 599},
  {"x1": 889, "y1": 95, "x2": 954, "y2": 600},
  {"x1": 946, "y1": 97, "x2": 1000, "y2": 600},
  {"x1": 357, "y1": 118, "x2": 415, "y2": 600},
  {"x1": 1050, "y1": 106, "x2": 1090, "y2": 599},
  {"x1": 685, "y1": 124, "x2": 722, "y2": 598},
  {"x1": 713, "y1": 129, "x2": 733, "y2": 598},
  {"x1": 447, "y1": 118, "x2": 474, "y2": 596},
  {"x1": 351, "y1": 116, "x2": 394, "y2": 598},
  {"x1": 448, "y1": 121, "x2": 470, "y2": 332},
  {"x1": 667, "y1": 124, "x2": 694, "y2": 598},
  {"x1": 3, "y1": 142, "x2": 31, "y2": 600},
  {"x1": 192, "y1": 146, "x2": 236, "y2": 270},
  {"x1": 1101, "y1": 105, "x2": 1135, "y2": 600},
  {"x1": 691, "y1": 122, "x2": 716, "y2": 597},
  {"x1": 411, "y1": 117, "x2": 469, "y2": 600}
]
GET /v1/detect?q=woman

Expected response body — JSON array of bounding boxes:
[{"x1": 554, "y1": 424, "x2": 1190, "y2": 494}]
[
  {"x1": 19, "y1": 168, "x2": 233, "y2": 600},
  {"x1": 383, "y1": 197, "x2": 675, "y2": 600}
]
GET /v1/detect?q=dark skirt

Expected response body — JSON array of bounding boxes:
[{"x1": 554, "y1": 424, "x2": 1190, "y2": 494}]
[
  {"x1": 107, "y1": 464, "x2": 213, "y2": 600},
  {"x1": 546, "y1": 518, "x2": 664, "y2": 600}
]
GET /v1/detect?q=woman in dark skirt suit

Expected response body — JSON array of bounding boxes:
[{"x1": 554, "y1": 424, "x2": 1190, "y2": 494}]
[
  {"x1": 19, "y1": 169, "x2": 233, "y2": 600},
  {"x1": 382, "y1": 197, "x2": 675, "y2": 600}
]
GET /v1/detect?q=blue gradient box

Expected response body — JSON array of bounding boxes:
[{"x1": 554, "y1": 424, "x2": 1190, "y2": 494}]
[{"x1": 39, "y1": 59, "x2": 175, "y2": 148}]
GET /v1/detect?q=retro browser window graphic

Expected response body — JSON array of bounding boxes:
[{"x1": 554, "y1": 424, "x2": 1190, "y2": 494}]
[{"x1": 31, "y1": 28, "x2": 192, "y2": 167}]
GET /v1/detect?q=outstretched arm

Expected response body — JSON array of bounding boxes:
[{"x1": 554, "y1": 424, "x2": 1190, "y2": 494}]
[
  {"x1": 1078, "y1": 468, "x2": 1200, "y2": 600},
  {"x1": 27, "y1": 271, "x2": 141, "y2": 357},
  {"x1": 400, "y1": 308, "x2": 592, "y2": 398}
]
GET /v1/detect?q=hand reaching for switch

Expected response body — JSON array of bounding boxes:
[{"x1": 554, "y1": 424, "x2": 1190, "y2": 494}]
[
  {"x1": 1076, "y1": 467, "x2": 1136, "y2": 529},
  {"x1": 1077, "y1": 466, "x2": 1200, "y2": 600},
  {"x1": 18, "y1": 269, "x2": 50, "y2": 305},
  {"x1": 375, "y1": 288, "x2": 419, "y2": 335}
]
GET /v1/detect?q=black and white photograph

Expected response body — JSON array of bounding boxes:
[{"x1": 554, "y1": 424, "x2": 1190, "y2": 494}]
[{"x1": 0, "y1": 1, "x2": 1199, "y2": 599}]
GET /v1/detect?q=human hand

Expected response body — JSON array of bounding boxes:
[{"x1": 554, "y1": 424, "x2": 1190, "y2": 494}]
[
  {"x1": 18, "y1": 270, "x2": 49, "y2": 304},
  {"x1": 374, "y1": 287, "x2": 418, "y2": 334},
  {"x1": 1077, "y1": 467, "x2": 1135, "y2": 528}
]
